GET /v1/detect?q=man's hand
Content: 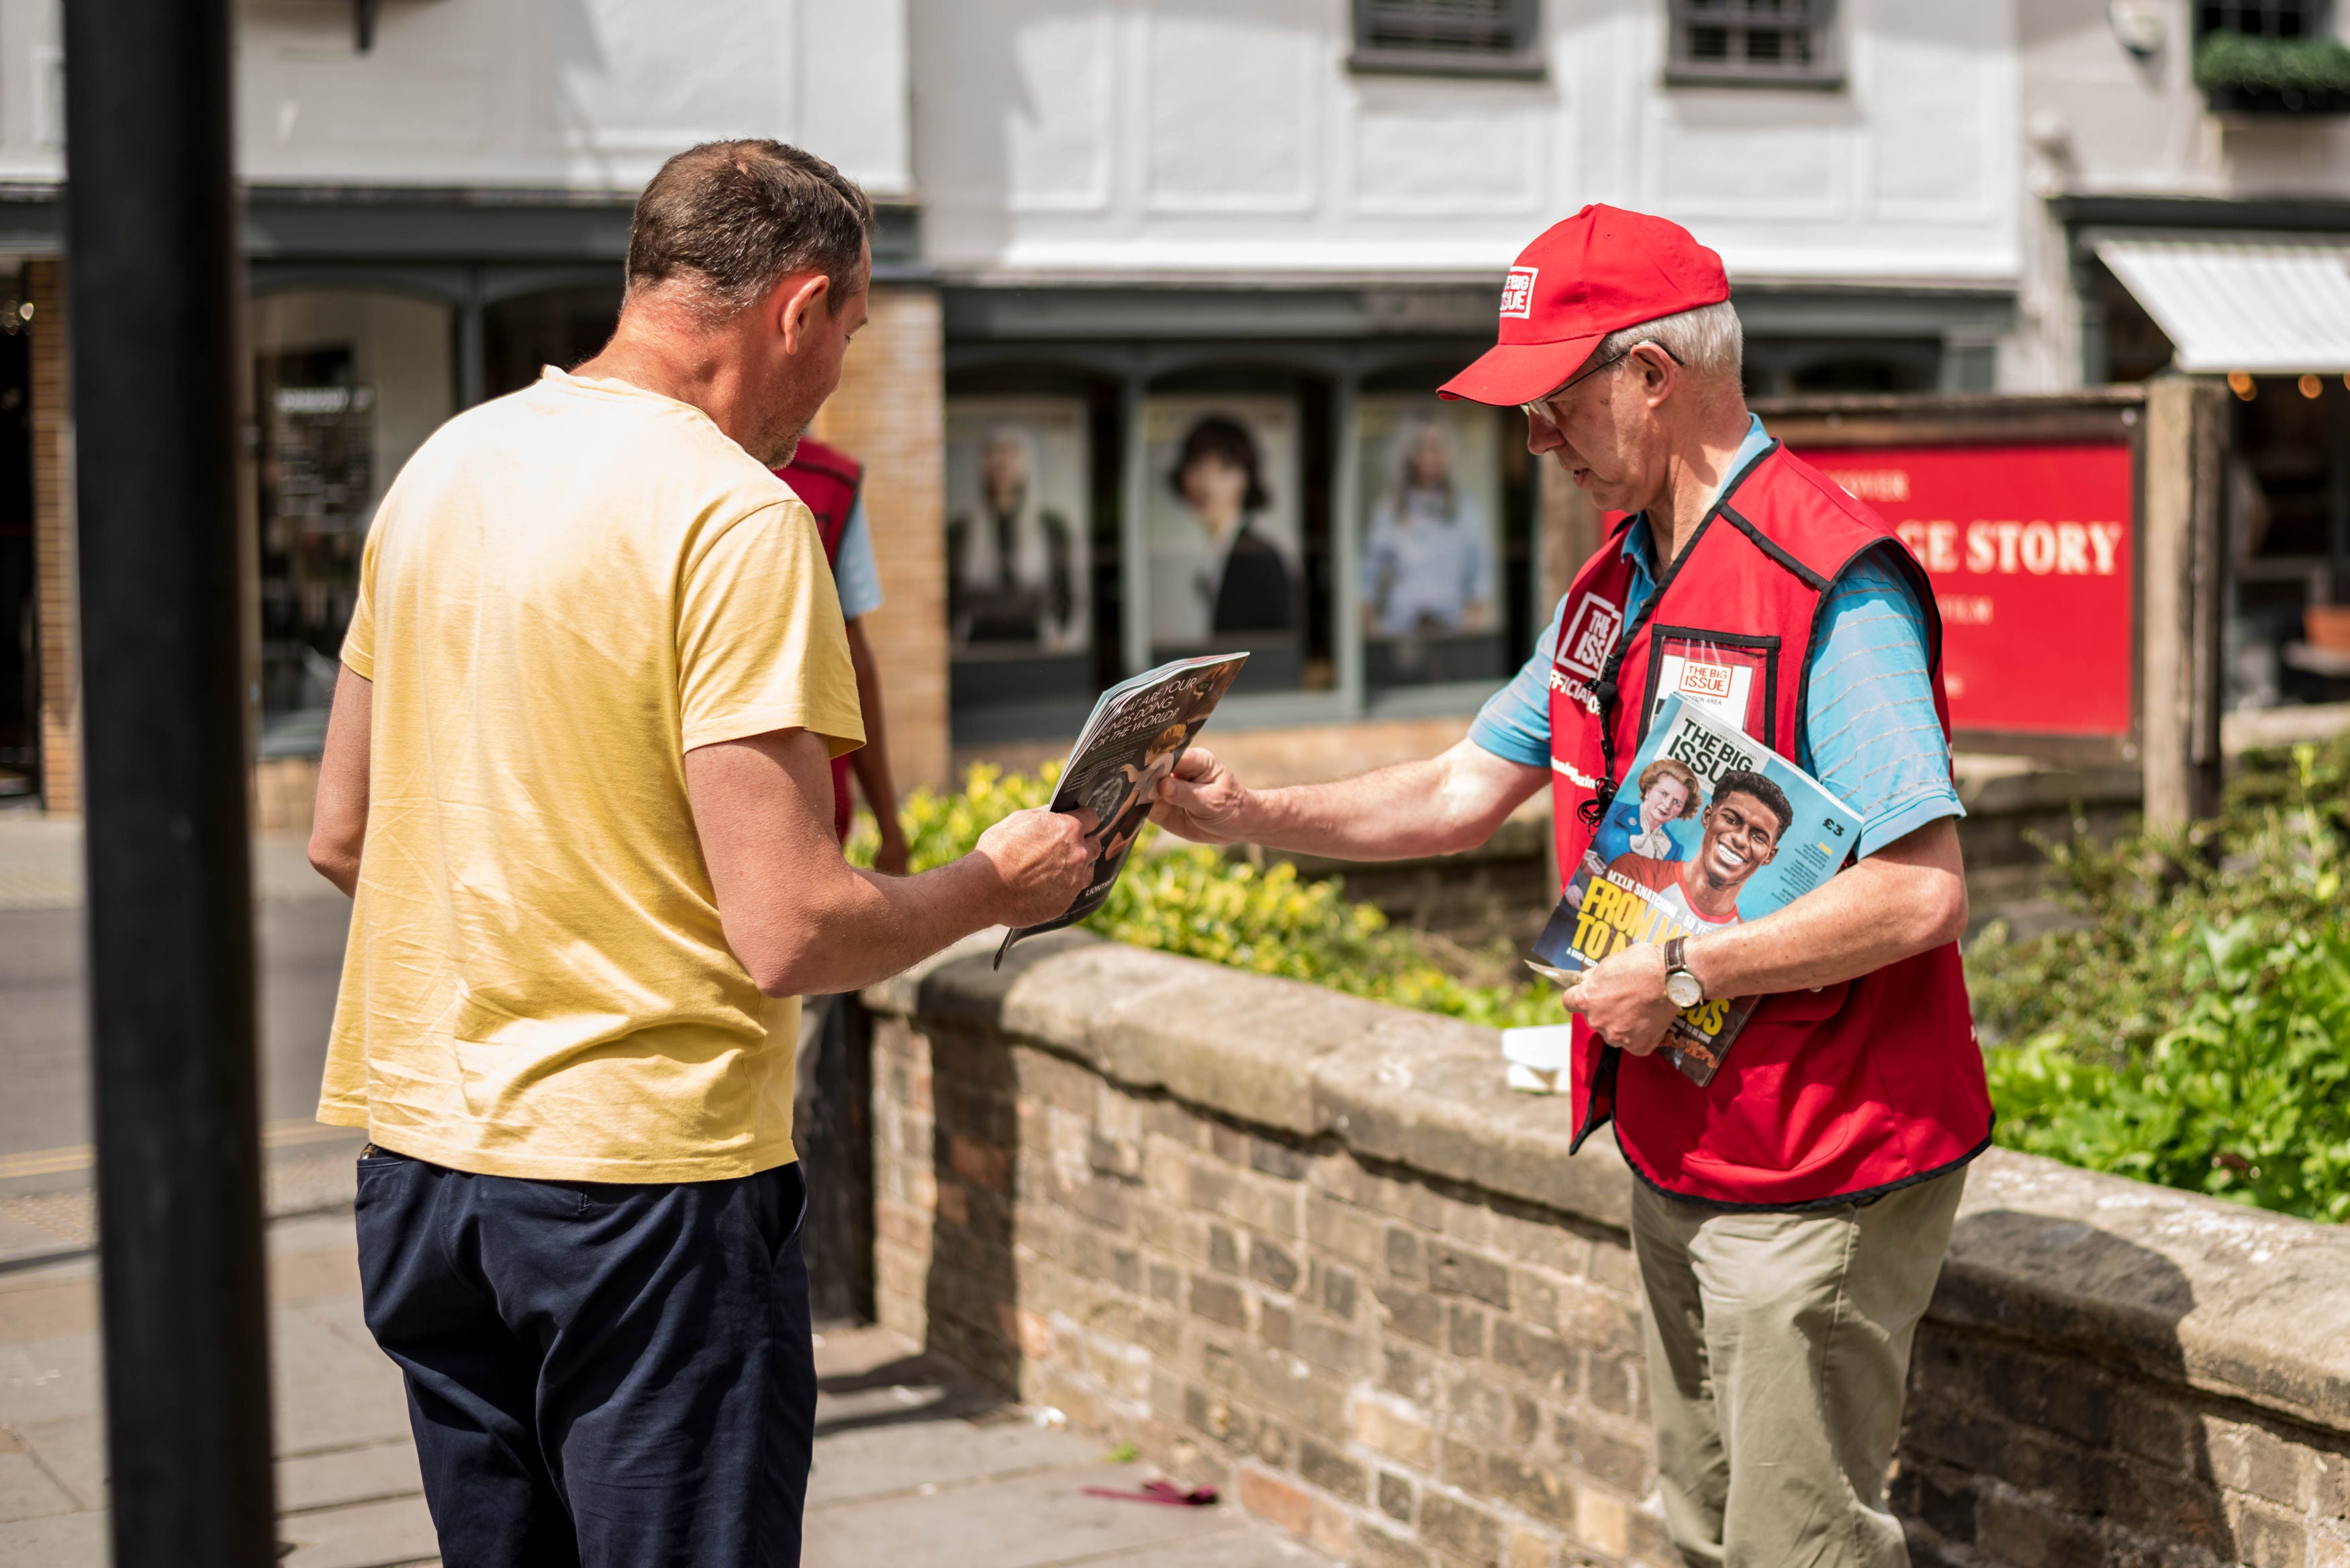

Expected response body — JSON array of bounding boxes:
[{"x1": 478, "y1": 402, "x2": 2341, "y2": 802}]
[
  {"x1": 972, "y1": 807, "x2": 1098, "y2": 928},
  {"x1": 1558, "y1": 942, "x2": 1677, "y2": 1057},
  {"x1": 1150, "y1": 748, "x2": 1254, "y2": 844}
]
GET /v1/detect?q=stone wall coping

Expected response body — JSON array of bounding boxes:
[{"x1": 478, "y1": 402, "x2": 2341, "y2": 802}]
[{"x1": 867, "y1": 929, "x2": 2350, "y2": 1433}]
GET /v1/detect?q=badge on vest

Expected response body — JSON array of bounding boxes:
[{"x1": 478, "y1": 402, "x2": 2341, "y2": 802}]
[{"x1": 1643, "y1": 628, "x2": 1779, "y2": 747}]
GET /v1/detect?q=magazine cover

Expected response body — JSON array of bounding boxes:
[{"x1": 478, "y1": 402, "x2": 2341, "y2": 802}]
[
  {"x1": 1526, "y1": 695, "x2": 1863, "y2": 1085},
  {"x1": 993, "y1": 651, "x2": 1249, "y2": 967}
]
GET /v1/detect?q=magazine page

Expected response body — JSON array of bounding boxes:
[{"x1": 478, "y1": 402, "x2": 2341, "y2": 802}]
[
  {"x1": 993, "y1": 652, "x2": 1250, "y2": 967},
  {"x1": 1526, "y1": 695, "x2": 1862, "y2": 1085}
]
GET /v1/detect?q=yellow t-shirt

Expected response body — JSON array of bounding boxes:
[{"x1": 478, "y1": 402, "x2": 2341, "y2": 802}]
[{"x1": 318, "y1": 368, "x2": 864, "y2": 1182}]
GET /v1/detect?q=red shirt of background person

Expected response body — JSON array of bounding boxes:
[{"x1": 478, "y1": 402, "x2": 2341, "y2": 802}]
[
  {"x1": 1605, "y1": 769, "x2": 1789, "y2": 928},
  {"x1": 775, "y1": 436, "x2": 908, "y2": 873}
]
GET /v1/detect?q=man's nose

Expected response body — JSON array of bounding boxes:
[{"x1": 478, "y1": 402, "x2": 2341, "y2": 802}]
[{"x1": 1525, "y1": 411, "x2": 1562, "y2": 456}]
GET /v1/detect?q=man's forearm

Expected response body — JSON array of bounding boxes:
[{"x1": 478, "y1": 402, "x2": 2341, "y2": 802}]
[
  {"x1": 1562, "y1": 817, "x2": 1969, "y2": 1055},
  {"x1": 1685, "y1": 818, "x2": 1967, "y2": 998},
  {"x1": 747, "y1": 854, "x2": 1004, "y2": 997},
  {"x1": 689, "y1": 728, "x2": 1090, "y2": 997},
  {"x1": 1212, "y1": 740, "x2": 1545, "y2": 861}
]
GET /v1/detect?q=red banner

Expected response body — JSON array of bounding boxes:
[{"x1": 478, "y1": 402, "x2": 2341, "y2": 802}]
[{"x1": 1795, "y1": 442, "x2": 2136, "y2": 737}]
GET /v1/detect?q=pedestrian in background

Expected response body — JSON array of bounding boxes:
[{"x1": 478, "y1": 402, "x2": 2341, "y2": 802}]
[
  {"x1": 1147, "y1": 204, "x2": 1987, "y2": 1568},
  {"x1": 306, "y1": 138, "x2": 1092, "y2": 1568},
  {"x1": 775, "y1": 433, "x2": 909, "y2": 874}
]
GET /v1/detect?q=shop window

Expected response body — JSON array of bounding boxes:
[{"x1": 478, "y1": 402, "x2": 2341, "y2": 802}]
[
  {"x1": 250, "y1": 290, "x2": 455, "y2": 744},
  {"x1": 485, "y1": 285, "x2": 623, "y2": 401},
  {"x1": 1350, "y1": 0, "x2": 1544, "y2": 77},
  {"x1": 1357, "y1": 377, "x2": 1517, "y2": 694},
  {"x1": 1143, "y1": 367, "x2": 1335, "y2": 699},
  {"x1": 1742, "y1": 338, "x2": 1938, "y2": 397},
  {"x1": 1665, "y1": 0, "x2": 1840, "y2": 88}
]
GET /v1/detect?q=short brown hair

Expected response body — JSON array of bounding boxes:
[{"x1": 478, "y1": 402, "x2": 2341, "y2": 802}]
[{"x1": 626, "y1": 140, "x2": 873, "y2": 320}]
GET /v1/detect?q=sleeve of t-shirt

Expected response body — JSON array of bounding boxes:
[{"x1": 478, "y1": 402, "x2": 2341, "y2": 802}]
[
  {"x1": 677, "y1": 498, "x2": 866, "y2": 758},
  {"x1": 1467, "y1": 591, "x2": 1568, "y2": 769},
  {"x1": 340, "y1": 526, "x2": 379, "y2": 681},
  {"x1": 1800, "y1": 542, "x2": 1964, "y2": 859},
  {"x1": 831, "y1": 497, "x2": 884, "y2": 622}
]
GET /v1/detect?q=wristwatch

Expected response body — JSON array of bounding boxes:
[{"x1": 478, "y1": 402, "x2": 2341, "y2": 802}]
[{"x1": 1662, "y1": 937, "x2": 1705, "y2": 1010}]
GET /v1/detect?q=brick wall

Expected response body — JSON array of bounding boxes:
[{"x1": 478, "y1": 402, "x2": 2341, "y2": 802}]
[
  {"x1": 28, "y1": 260, "x2": 75, "y2": 817},
  {"x1": 809, "y1": 282, "x2": 949, "y2": 793},
  {"x1": 867, "y1": 932, "x2": 2350, "y2": 1568},
  {"x1": 874, "y1": 1009, "x2": 1667, "y2": 1566}
]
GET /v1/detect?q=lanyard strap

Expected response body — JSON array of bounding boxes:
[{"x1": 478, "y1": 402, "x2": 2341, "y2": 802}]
[{"x1": 1573, "y1": 441, "x2": 1781, "y2": 828}]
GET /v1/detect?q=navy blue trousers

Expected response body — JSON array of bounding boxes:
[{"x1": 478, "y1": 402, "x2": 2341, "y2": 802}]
[{"x1": 353, "y1": 1147, "x2": 816, "y2": 1568}]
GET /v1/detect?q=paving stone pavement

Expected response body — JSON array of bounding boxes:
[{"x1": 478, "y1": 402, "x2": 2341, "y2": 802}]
[{"x1": 0, "y1": 1208, "x2": 1333, "y2": 1568}]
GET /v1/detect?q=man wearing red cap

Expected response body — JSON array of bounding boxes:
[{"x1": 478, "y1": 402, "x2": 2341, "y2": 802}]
[{"x1": 1149, "y1": 205, "x2": 1989, "y2": 1568}]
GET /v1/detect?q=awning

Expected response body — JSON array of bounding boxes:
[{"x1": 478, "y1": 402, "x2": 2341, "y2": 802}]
[{"x1": 2094, "y1": 233, "x2": 2350, "y2": 375}]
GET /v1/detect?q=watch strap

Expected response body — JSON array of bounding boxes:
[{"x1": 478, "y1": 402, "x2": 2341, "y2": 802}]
[{"x1": 1664, "y1": 936, "x2": 1687, "y2": 973}]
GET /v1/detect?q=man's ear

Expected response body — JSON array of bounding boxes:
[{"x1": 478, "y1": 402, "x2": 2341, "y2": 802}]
[
  {"x1": 1633, "y1": 344, "x2": 1677, "y2": 403},
  {"x1": 775, "y1": 271, "x2": 832, "y2": 356}
]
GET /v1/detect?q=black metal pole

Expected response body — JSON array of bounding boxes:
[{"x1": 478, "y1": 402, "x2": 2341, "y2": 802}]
[{"x1": 61, "y1": 1, "x2": 277, "y2": 1565}]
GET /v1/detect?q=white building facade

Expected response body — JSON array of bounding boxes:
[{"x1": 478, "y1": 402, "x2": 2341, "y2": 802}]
[{"x1": 5, "y1": 0, "x2": 2346, "y2": 808}]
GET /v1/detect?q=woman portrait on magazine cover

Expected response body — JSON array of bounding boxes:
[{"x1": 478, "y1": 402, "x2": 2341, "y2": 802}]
[{"x1": 1589, "y1": 756, "x2": 1702, "y2": 870}]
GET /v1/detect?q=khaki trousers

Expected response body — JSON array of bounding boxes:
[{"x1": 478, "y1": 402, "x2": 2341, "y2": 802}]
[{"x1": 1631, "y1": 1166, "x2": 1966, "y2": 1568}]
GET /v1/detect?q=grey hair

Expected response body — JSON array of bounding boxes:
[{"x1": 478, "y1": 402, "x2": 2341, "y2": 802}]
[{"x1": 1592, "y1": 299, "x2": 1744, "y2": 387}]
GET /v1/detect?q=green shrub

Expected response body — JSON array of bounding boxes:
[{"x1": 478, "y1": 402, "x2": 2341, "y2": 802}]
[
  {"x1": 852, "y1": 735, "x2": 2350, "y2": 1222},
  {"x1": 1970, "y1": 739, "x2": 2350, "y2": 1220},
  {"x1": 2194, "y1": 30, "x2": 2350, "y2": 96},
  {"x1": 848, "y1": 763, "x2": 1558, "y2": 1032}
]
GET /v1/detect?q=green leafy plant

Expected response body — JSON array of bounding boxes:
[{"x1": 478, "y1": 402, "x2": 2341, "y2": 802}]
[
  {"x1": 2194, "y1": 30, "x2": 2350, "y2": 97},
  {"x1": 847, "y1": 763, "x2": 1559, "y2": 1033},
  {"x1": 1971, "y1": 738, "x2": 2350, "y2": 1220}
]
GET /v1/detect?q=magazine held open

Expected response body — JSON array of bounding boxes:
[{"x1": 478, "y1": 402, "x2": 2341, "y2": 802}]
[
  {"x1": 1523, "y1": 693, "x2": 1863, "y2": 1087},
  {"x1": 992, "y1": 651, "x2": 1250, "y2": 969}
]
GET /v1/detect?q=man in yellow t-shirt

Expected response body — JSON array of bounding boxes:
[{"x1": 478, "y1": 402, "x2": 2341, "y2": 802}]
[{"x1": 305, "y1": 140, "x2": 1092, "y2": 1567}]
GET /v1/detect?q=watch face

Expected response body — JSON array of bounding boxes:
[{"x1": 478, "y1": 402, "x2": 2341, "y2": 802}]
[{"x1": 1666, "y1": 971, "x2": 1705, "y2": 1010}]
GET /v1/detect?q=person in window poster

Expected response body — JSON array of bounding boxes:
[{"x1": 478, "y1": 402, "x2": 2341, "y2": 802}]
[
  {"x1": 1588, "y1": 756, "x2": 1701, "y2": 870},
  {"x1": 1605, "y1": 769, "x2": 1789, "y2": 928},
  {"x1": 1363, "y1": 417, "x2": 1491, "y2": 638},
  {"x1": 947, "y1": 423, "x2": 1077, "y2": 650},
  {"x1": 1168, "y1": 415, "x2": 1293, "y2": 635}
]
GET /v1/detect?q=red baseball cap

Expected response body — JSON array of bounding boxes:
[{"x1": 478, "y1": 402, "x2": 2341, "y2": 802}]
[{"x1": 1438, "y1": 205, "x2": 1731, "y2": 406}]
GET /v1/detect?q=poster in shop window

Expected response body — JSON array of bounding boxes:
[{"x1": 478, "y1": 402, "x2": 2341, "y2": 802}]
[
  {"x1": 1143, "y1": 395, "x2": 1304, "y2": 685},
  {"x1": 944, "y1": 395, "x2": 1092, "y2": 658},
  {"x1": 1799, "y1": 442, "x2": 2136, "y2": 737},
  {"x1": 1355, "y1": 395, "x2": 1505, "y2": 689}
]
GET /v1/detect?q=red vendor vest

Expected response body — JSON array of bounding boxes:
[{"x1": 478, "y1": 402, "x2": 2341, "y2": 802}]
[
  {"x1": 1547, "y1": 441, "x2": 1991, "y2": 1210},
  {"x1": 775, "y1": 437, "x2": 863, "y2": 842}
]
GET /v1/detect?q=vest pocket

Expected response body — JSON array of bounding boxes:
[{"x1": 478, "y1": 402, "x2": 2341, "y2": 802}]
[{"x1": 1640, "y1": 628, "x2": 1781, "y2": 749}]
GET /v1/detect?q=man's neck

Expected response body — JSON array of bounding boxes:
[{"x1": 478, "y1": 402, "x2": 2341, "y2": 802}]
[
  {"x1": 1683, "y1": 863, "x2": 1744, "y2": 920},
  {"x1": 1639, "y1": 401, "x2": 1755, "y2": 568},
  {"x1": 573, "y1": 315, "x2": 758, "y2": 453}
]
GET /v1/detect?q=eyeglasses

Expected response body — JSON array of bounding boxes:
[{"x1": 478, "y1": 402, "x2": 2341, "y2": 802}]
[{"x1": 1519, "y1": 340, "x2": 1686, "y2": 423}]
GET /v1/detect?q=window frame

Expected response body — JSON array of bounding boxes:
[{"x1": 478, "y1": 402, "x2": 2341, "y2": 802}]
[
  {"x1": 1348, "y1": 0, "x2": 1546, "y2": 81},
  {"x1": 1663, "y1": 0, "x2": 1844, "y2": 91},
  {"x1": 2194, "y1": 0, "x2": 2333, "y2": 40}
]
